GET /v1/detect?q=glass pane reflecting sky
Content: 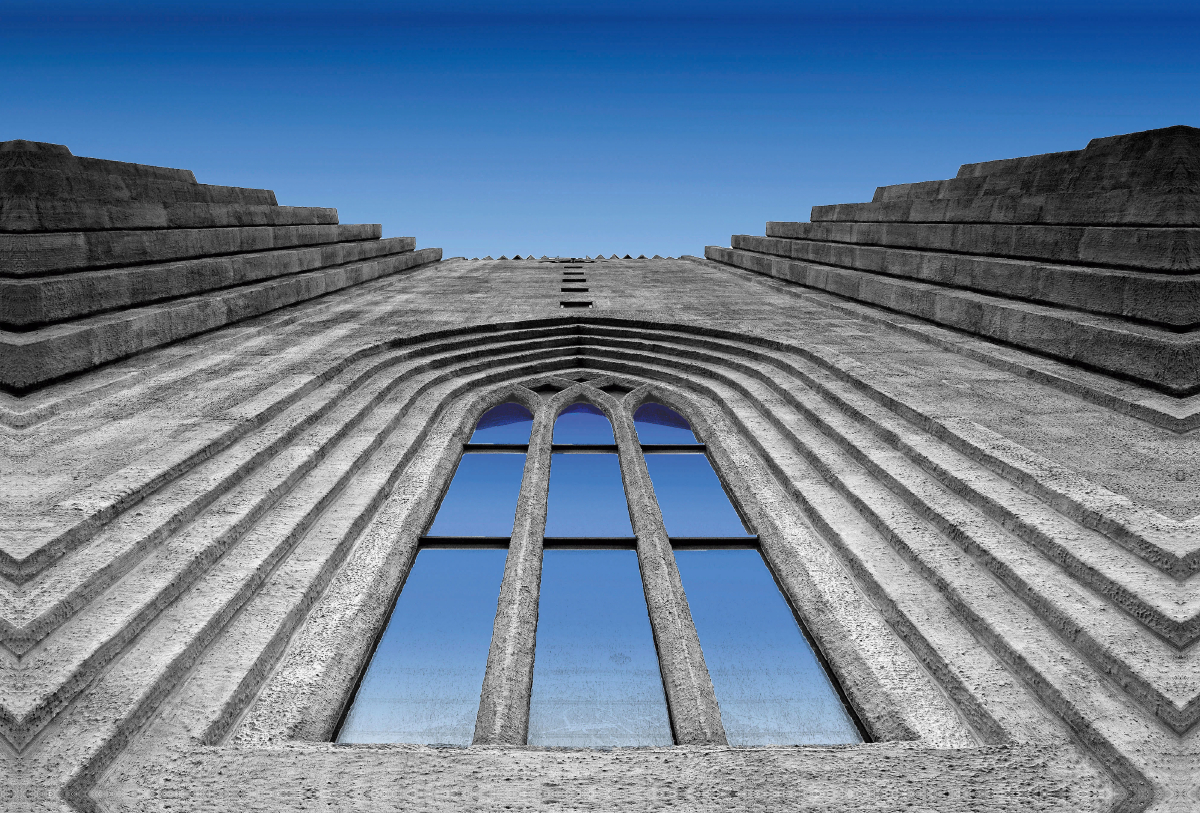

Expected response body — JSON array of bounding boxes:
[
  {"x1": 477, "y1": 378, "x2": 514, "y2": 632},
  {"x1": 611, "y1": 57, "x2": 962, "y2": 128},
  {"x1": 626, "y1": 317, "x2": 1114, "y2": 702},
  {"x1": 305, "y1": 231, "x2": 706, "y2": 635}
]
[
  {"x1": 634, "y1": 402, "x2": 699, "y2": 444},
  {"x1": 674, "y1": 549, "x2": 862, "y2": 745},
  {"x1": 528, "y1": 550, "x2": 672, "y2": 747},
  {"x1": 427, "y1": 453, "x2": 525, "y2": 537},
  {"x1": 337, "y1": 548, "x2": 507, "y2": 745},
  {"x1": 553, "y1": 402, "x2": 615, "y2": 444},
  {"x1": 469, "y1": 402, "x2": 534, "y2": 444},
  {"x1": 545, "y1": 454, "x2": 633, "y2": 537},
  {"x1": 644, "y1": 454, "x2": 750, "y2": 537}
]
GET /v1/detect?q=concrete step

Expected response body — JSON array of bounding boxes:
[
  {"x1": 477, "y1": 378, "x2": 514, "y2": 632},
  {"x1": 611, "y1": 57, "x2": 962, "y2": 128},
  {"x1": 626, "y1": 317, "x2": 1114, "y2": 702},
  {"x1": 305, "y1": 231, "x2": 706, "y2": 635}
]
[
  {"x1": 764, "y1": 220, "x2": 1200, "y2": 273},
  {"x1": 0, "y1": 222, "x2": 383, "y2": 277},
  {"x1": 0, "y1": 140, "x2": 196, "y2": 184},
  {"x1": 871, "y1": 126, "x2": 1199, "y2": 205},
  {"x1": 0, "y1": 236, "x2": 417, "y2": 328},
  {"x1": 0, "y1": 141, "x2": 276, "y2": 207},
  {"x1": 0, "y1": 167, "x2": 277, "y2": 207},
  {"x1": 730, "y1": 234, "x2": 1198, "y2": 327},
  {"x1": 0, "y1": 246, "x2": 442, "y2": 390},
  {"x1": 812, "y1": 190, "x2": 1199, "y2": 227},
  {"x1": 0, "y1": 200, "x2": 338, "y2": 233},
  {"x1": 706, "y1": 244, "x2": 1198, "y2": 395}
]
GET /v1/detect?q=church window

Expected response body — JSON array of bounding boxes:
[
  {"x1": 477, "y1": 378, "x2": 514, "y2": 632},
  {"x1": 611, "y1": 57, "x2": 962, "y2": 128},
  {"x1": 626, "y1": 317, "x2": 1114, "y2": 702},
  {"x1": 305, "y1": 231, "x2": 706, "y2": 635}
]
[{"x1": 336, "y1": 393, "x2": 863, "y2": 748}]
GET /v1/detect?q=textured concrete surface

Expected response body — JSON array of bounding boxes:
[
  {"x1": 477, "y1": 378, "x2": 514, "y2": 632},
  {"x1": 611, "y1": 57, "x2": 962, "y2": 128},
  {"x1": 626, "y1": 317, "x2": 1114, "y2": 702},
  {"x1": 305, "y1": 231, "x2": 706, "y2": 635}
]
[
  {"x1": 708, "y1": 126, "x2": 1200, "y2": 395},
  {"x1": 0, "y1": 140, "x2": 441, "y2": 390},
  {"x1": 0, "y1": 255, "x2": 1193, "y2": 812},
  {"x1": 0, "y1": 132, "x2": 1196, "y2": 812}
]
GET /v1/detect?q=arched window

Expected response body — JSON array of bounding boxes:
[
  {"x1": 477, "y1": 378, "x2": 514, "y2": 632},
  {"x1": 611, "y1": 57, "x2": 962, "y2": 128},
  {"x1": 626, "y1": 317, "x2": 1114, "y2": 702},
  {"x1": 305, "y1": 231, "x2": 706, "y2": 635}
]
[{"x1": 336, "y1": 392, "x2": 863, "y2": 748}]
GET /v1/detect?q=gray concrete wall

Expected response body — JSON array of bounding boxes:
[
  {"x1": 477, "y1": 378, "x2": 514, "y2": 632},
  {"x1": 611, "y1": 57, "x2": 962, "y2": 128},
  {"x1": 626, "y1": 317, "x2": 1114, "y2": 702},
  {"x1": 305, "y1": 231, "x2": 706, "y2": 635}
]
[
  {"x1": 0, "y1": 130, "x2": 1196, "y2": 812},
  {"x1": 0, "y1": 254, "x2": 1193, "y2": 812}
]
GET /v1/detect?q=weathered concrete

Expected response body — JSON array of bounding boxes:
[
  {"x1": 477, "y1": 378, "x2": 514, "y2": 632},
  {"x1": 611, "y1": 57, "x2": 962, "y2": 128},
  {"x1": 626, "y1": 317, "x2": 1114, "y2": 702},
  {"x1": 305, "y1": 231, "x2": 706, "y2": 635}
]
[
  {"x1": 0, "y1": 140, "x2": 442, "y2": 390},
  {"x1": 0, "y1": 132, "x2": 1196, "y2": 813},
  {"x1": 708, "y1": 126, "x2": 1200, "y2": 396},
  {"x1": 820, "y1": 125, "x2": 1200, "y2": 226}
]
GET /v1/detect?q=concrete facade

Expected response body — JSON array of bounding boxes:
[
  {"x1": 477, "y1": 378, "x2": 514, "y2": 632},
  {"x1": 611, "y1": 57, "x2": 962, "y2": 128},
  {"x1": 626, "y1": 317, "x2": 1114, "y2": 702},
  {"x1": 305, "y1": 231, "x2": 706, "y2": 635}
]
[{"x1": 0, "y1": 129, "x2": 1196, "y2": 812}]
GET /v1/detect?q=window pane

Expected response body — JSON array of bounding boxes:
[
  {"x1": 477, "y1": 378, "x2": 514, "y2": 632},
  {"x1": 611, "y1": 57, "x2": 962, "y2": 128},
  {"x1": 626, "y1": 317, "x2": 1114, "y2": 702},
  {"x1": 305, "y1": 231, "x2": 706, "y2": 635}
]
[
  {"x1": 545, "y1": 454, "x2": 633, "y2": 537},
  {"x1": 644, "y1": 453, "x2": 751, "y2": 537},
  {"x1": 528, "y1": 549, "x2": 672, "y2": 746},
  {"x1": 469, "y1": 402, "x2": 533, "y2": 444},
  {"x1": 427, "y1": 453, "x2": 525, "y2": 537},
  {"x1": 552, "y1": 402, "x2": 615, "y2": 444},
  {"x1": 634, "y1": 402, "x2": 699, "y2": 444},
  {"x1": 674, "y1": 549, "x2": 862, "y2": 745},
  {"x1": 337, "y1": 548, "x2": 507, "y2": 744}
]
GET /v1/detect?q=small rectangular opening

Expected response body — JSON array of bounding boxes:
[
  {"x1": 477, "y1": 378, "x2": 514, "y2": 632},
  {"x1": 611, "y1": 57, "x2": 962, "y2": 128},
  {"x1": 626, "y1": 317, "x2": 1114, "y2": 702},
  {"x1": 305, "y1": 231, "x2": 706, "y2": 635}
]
[
  {"x1": 560, "y1": 301, "x2": 593, "y2": 308},
  {"x1": 561, "y1": 287, "x2": 589, "y2": 293}
]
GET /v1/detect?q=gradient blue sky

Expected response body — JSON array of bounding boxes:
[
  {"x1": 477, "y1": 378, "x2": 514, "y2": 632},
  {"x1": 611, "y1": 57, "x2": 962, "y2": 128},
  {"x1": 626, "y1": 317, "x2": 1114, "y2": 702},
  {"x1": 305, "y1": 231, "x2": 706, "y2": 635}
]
[{"x1": 3, "y1": 2, "x2": 1197, "y2": 257}]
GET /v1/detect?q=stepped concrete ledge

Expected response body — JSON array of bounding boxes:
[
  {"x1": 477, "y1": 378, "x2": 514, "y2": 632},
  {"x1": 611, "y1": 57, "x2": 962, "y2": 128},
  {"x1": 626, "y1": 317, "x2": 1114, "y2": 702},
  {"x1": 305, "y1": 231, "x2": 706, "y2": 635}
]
[
  {"x1": 0, "y1": 141, "x2": 442, "y2": 391},
  {"x1": 708, "y1": 126, "x2": 1200, "y2": 396},
  {"x1": 816, "y1": 125, "x2": 1200, "y2": 226}
]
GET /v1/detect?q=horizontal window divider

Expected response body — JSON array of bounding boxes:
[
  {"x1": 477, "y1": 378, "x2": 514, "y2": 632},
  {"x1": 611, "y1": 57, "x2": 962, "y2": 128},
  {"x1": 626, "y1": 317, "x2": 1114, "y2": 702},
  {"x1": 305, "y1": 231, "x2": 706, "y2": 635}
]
[
  {"x1": 639, "y1": 444, "x2": 707, "y2": 453},
  {"x1": 419, "y1": 536, "x2": 513, "y2": 548},
  {"x1": 463, "y1": 444, "x2": 530, "y2": 452},
  {"x1": 542, "y1": 536, "x2": 639, "y2": 549},
  {"x1": 549, "y1": 444, "x2": 619, "y2": 453},
  {"x1": 668, "y1": 536, "x2": 761, "y2": 549}
]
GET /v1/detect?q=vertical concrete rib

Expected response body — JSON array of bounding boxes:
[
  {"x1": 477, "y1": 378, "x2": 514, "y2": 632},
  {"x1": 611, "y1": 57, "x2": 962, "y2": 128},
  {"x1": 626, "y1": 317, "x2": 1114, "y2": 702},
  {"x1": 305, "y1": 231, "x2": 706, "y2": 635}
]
[
  {"x1": 472, "y1": 402, "x2": 553, "y2": 745},
  {"x1": 610, "y1": 397, "x2": 728, "y2": 746}
]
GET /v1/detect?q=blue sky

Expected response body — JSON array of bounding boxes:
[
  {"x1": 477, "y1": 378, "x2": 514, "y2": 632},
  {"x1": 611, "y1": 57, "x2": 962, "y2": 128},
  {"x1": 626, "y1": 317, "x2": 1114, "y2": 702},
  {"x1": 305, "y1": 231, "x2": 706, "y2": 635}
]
[{"x1": 2, "y1": 2, "x2": 1197, "y2": 257}]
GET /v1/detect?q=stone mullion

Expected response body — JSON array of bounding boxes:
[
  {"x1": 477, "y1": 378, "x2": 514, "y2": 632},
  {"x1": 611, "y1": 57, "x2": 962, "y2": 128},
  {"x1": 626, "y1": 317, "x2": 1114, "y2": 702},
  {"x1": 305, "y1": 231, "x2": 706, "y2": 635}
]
[
  {"x1": 472, "y1": 403, "x2": 554, "y2": 745},
  {"x1": 612, "y1": 406, "x2": 727, "y2": 746}
]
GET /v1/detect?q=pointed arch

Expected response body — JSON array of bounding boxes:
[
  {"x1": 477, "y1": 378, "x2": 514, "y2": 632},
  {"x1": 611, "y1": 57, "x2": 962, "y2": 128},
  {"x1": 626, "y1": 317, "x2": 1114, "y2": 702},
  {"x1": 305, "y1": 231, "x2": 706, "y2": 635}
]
[{"x1": 230, "y1": 318, "x2": 980, "y2": 753}]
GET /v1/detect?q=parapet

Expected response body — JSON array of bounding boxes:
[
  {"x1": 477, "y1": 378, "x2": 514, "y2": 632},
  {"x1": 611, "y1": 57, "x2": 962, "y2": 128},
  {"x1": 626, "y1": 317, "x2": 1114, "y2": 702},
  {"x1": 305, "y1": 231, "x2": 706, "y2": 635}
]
[
  {"x1": 707, "y1": 125, "x2": 1200, "y2": 396},
  {"x1": 0, "y1": 141, "x2": 441, "y2": 391}
]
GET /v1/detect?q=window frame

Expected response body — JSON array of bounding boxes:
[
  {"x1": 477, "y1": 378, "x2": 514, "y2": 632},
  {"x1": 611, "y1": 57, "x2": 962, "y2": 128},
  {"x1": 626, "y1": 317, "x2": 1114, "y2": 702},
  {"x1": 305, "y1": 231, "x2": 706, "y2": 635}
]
[{"x1": 334, "y1": 377, "x2": 869, "y2": 747}]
